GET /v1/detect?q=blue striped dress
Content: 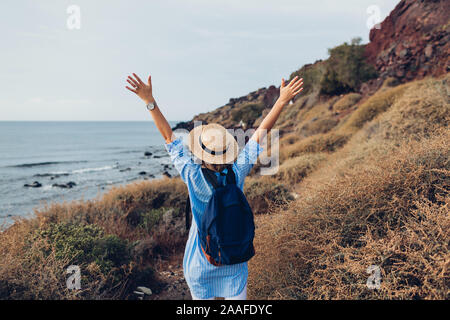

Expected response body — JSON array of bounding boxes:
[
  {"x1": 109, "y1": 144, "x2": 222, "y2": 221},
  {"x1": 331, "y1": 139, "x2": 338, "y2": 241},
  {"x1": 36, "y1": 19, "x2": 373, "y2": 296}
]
[{"x1": 164, "y1": 137, "x2": 263, "y2": 299}]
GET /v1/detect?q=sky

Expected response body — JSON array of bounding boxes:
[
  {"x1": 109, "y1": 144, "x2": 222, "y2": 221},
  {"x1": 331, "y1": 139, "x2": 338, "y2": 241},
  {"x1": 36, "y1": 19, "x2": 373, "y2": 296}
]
[{"x1": 0, "y1": 0, "x2": 399, "y2": 122}]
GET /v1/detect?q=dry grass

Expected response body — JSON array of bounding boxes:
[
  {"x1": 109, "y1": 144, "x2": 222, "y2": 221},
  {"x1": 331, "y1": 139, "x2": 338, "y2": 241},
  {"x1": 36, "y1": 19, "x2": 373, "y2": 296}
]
[
  {"x1": 280, "y1": 132, "x2": 350, "y2": 161},
  {"x1": 279, "y1": 133, "x2": 301, "y2": 146},
  {"x1": 337, "y1": 83, "x2": 409, "y2": 134},
  {"x1": 299, "y1": 117, "x2": 340, "y2": 136},
  {"x1": 0, "y1": 177, "x2": 188, "y2": 299},
  {"x1": 274, "y1": 153, "x2": 327, "y2": 185},
  {"x1": 360, "y1": 74, "x2": 449, "y2": 142},
  {"x1": 333, "y1": 93, "x2": 362, "y2": 112},
  {"x1": 244, "y1": 176, "x2": 294, "y2": 215},
  {"x1": 249, "y1": 74, "x2": 450, "y2": 300},
  {"x1": 33, "y1": 177, "x2": 187, "y2": 241},
  {"x1": 249, "y1": 131, "x2": 449, "y2": 300}
]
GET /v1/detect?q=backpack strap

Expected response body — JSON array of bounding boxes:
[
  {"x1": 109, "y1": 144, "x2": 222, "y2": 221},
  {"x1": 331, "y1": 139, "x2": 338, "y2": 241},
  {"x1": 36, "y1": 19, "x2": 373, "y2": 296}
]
[
  {"x1": 225, "y1": 167, "x2": 236, "y2": 185},
  {"x1": 201, "y1": 168, "x2": 221, "y2": 189},
  {"x1": 185, "y1": 194, "x2": 191, "y2": 231}
]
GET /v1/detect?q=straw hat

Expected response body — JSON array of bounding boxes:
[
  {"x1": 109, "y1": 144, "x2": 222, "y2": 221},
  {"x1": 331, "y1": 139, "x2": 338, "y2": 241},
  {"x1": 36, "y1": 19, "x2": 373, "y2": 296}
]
[{"x1": 188, "y1": 123, "x2": 239, "y2": 164}]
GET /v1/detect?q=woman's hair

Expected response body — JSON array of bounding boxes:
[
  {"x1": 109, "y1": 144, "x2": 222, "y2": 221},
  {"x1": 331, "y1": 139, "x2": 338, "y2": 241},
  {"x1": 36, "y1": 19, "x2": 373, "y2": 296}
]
[{"x1": 201, "y1": 161, "x2": 231, "y2": 173}]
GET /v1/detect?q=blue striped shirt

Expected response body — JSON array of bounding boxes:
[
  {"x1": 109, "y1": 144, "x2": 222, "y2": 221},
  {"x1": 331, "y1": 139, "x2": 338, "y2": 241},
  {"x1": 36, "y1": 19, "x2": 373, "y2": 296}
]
[{"x1": 164, "y1": 137, "x2": 263, "y2": 299}]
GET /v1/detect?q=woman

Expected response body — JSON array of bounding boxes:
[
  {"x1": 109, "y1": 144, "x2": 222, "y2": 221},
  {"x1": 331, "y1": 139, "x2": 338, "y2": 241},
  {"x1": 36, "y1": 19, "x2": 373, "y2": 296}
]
[{"x1": 125, "y1": 73, "x2": 303, "y2": 299}]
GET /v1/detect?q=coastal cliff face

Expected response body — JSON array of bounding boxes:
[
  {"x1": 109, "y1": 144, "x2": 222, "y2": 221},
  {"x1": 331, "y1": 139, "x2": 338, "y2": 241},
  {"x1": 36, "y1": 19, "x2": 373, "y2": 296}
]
[
  {"x1": 174, "y1": 0, "x2": 449, "y2": 131},
  {"x1": 364, "y1": 0, "x2": 449, "y2": 82},
  {"x1": 172, "y1": 85, "x2": 280, "y2": 131}
]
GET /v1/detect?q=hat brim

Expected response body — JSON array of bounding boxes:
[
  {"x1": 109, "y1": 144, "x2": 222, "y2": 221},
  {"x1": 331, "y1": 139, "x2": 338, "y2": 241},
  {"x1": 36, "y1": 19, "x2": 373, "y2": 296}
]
[{"x1": 188, "y1": 124, "x2": 239, "y2": 165}]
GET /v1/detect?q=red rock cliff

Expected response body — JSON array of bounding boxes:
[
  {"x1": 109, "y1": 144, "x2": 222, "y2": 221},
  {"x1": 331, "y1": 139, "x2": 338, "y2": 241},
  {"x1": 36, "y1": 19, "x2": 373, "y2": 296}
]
[{"x1": 364, "y1": 0, "x2": 449, "y2": 82}]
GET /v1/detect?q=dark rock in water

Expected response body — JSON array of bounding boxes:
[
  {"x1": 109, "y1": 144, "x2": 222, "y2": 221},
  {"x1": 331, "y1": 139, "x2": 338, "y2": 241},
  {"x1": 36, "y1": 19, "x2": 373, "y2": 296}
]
[
  {"x1": 163, "y1": 171, "x2": 172, "y2": 178},
  {"x1": 120, "y1": 167, "x2": 131, "y2": 172},
  {"x1": 139, "y1": 171, "x2": 147, "y2": 175},
  {"x1": 149, "y1": 174, "x2": 155, "y2": 178},
  {"x1": 153, "y1": 155, "x2": 163, "y2": 159},
  {"x1": 52, "y1": 181, "x2": 76, "y2": 189},
  {"x1": 67, "y1": 181, "x2": 76, "y2": 187},
  {"x1": 144, "y1": 151, "x2": 153, "y2": 156},
  {"x1": 163, "y1": 164, "x2": 170, "y2": 169},
  {"x1": 24, "y1": 181, "x2": 42, "y2": 188}
]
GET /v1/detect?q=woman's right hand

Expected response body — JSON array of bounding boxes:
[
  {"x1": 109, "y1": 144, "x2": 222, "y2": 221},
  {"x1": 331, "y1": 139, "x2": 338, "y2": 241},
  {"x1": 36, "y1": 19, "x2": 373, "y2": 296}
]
[
  {"x1": 279, "y1": 76, "x2": 303, "y2": 104},
  {"x1": 125, "y1": 73, "x2": 155, "y2": 105}
]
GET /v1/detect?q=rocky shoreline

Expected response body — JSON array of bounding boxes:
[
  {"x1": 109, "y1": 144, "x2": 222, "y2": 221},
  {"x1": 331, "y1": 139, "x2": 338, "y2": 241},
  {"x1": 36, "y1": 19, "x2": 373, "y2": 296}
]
[{"x1": 21, "y1": 151, "x2": 176, "y2": 191}]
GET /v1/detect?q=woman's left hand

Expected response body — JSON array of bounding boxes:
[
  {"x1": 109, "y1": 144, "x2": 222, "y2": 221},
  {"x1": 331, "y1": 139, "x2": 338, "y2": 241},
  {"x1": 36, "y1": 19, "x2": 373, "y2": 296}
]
[{"x1": 279, "y1": 76, "x2": 304, "y2": 104}]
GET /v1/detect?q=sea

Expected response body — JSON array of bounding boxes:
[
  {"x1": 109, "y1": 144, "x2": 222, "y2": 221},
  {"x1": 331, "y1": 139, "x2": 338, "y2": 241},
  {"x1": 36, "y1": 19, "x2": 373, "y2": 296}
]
[{"x1": 0, "y1": 121, "x2": 182, "y2": 227}]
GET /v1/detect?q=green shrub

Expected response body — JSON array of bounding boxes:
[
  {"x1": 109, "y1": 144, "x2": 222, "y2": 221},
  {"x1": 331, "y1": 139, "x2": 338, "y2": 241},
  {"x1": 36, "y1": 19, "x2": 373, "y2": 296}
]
[
  {"x1": 289, "y1": 62, "x2": 326, "y2": 95},
  {"x1": 320, "y1": 38, "x2": 377, "y2": 95},
  {"x1": 138, "y1": 208, "x2": 166, "y2": 232},
  {"x1": 231, "y1": 103, "x2": 265, "y2": 125},
  {"x1": 30, "y1": 223, "x2": 131, "y2": 274}
]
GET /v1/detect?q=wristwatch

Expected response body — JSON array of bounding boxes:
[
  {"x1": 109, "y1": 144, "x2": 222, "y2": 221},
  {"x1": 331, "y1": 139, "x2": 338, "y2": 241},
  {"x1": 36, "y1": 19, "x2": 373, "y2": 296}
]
[{"x1": 146, "y1": 101, "x2": 156, "y2": 111}]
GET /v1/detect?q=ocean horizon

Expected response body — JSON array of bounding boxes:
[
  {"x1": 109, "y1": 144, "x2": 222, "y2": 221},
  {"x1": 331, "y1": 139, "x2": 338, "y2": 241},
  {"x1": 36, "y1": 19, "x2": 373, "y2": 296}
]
[{"x1": 0, "y1": 121, "x2": 182, "y2": 227}]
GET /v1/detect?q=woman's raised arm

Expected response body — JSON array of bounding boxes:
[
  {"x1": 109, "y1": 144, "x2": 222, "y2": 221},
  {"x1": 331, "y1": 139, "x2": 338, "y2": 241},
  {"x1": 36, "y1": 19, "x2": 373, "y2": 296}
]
[
  {"x1": 126, "y1": 73, "x2": 174, "y2": 143},
  {"x1": 250, "y1": 76, "x2": 303, "y2": 144}
]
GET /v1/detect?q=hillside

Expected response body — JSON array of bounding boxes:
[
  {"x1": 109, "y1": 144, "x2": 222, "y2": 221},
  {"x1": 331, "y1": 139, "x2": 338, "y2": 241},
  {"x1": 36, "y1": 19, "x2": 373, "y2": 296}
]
[
  {"x1": 0, "y1": 0, "x2": 448, "y2": 300},
  {"x1": 174, "y1": 0, "x2": 449, "y2": 132}
]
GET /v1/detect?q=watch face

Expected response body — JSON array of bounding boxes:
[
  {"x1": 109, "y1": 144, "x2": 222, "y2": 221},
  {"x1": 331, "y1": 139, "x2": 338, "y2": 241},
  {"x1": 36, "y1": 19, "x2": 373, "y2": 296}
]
[{"x1": 147, "y1": 103, "x2": 155, "y2": 110}]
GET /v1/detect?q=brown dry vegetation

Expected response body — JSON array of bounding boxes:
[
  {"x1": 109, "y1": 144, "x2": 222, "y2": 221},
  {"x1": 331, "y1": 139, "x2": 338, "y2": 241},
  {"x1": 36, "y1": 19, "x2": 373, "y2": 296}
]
[
  {"x1": 333, "y1": 93, "x2": 362, "y2": 112},
  {"x1": 250, "y1": 131, "x2": 449, "y2": 299},
  {"x1": 249, "y1": 74, "x2": 450, "y2": 299},
  {"x1": 337, "y1": 83, "x2": 409, "y2": 134},
  {"x1": 1, "y1": 74, "x2": 448, "y2": 300},
  {"x1": 0, "y1": 178, "x2": 188, "y2": 299},
  {"x1": 274, "y1": 153, "x2": 327, "y2": 185},
  {"x1": 279, "y1": 132, "x2": 351, "y2": 161}
]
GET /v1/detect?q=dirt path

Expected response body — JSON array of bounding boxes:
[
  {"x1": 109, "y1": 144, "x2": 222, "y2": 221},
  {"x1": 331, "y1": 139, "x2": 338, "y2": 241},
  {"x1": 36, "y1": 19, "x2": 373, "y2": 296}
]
[{"x1": 146, "y1": 254, "x2": 192, "y2": 300}]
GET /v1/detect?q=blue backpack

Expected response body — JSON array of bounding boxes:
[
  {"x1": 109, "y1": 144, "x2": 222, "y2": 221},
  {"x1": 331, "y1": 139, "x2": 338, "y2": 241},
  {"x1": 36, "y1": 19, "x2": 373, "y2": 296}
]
[{"x1": 185, "y1": 167, "x2": 255, "y2": 266}]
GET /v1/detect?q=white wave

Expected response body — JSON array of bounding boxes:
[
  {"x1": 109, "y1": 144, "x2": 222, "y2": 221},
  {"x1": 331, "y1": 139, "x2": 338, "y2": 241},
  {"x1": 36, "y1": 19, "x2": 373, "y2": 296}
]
[
  {"x1": 48, "y1": 171, "x2": 70, "y2": 175},
  {"x1": 72, "y1": 165, "x2": 115, "y2": 174}
]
